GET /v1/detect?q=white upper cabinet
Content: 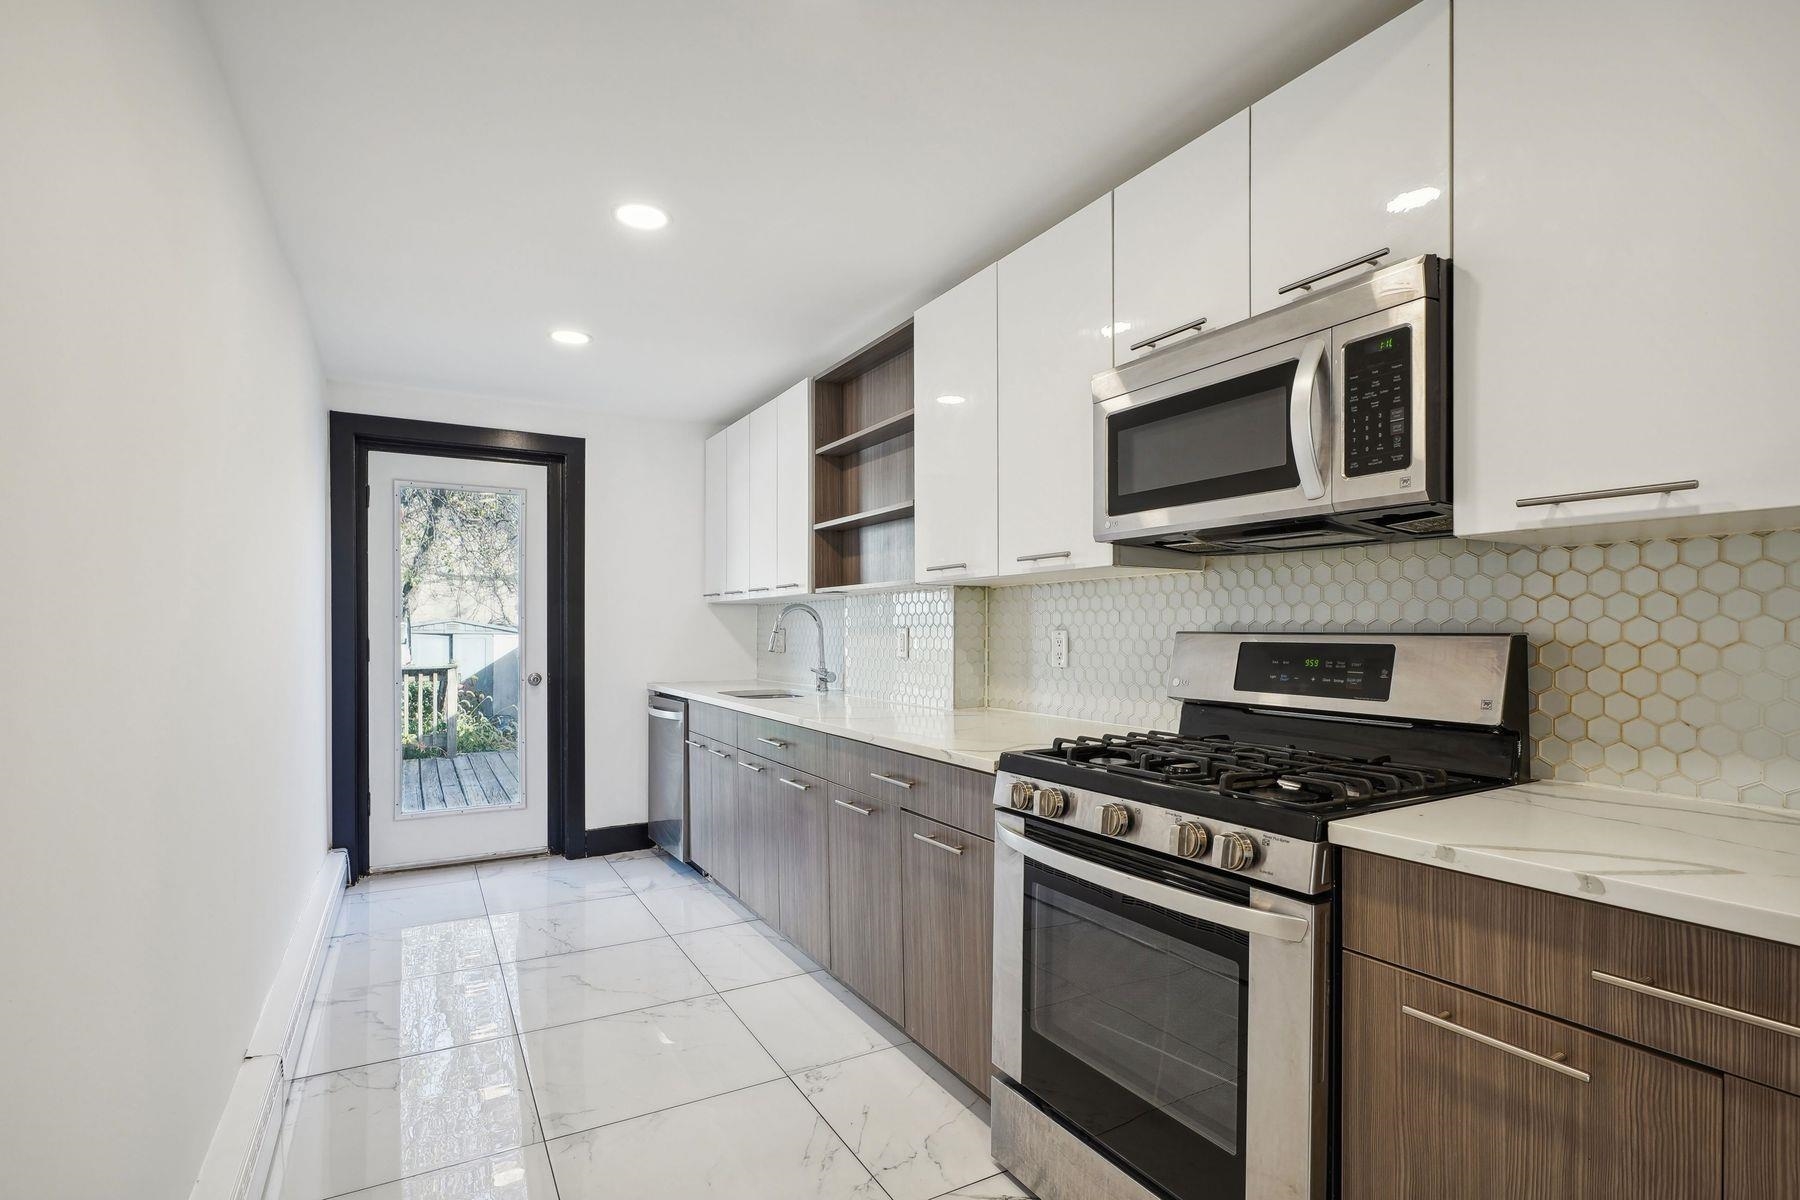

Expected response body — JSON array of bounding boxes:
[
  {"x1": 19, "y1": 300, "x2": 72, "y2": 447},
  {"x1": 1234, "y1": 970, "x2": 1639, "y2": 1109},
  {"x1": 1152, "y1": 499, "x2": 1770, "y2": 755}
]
[
  {"x1": 1452, "y1": 0, "x2": 1800, "y2": 543},
  {"x1": 747, "y1": 402, "x2": 779, "y2": 595},
  {"x1": 1250, "y1": 0, "x2": 1450, "y2": 314},
  {"x1": 774, "y1": 379, "x2": 812, "y2": 594},
  {"x1": 999, "y1": 195, "x2": 1114, "y2": 575},
  {"x1": 723, "y1": 415, "x2": 751, "y2": 597},
  {"x1": 913, "y1": 265, "x2": 999, "y2": 583},
  {"x1": 1112, "y1": 110, "x2": 1250, "y2": 364},
  {"x1": 702, "y1": 428, "x2": 728, "y2": 598}
]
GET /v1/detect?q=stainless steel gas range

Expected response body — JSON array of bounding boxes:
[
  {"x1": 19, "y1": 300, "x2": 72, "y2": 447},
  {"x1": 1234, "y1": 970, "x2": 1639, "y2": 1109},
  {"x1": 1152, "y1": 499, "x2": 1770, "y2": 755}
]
[{"x1": 988, "y1": 631, "x2": 1529, "y2": 1200}]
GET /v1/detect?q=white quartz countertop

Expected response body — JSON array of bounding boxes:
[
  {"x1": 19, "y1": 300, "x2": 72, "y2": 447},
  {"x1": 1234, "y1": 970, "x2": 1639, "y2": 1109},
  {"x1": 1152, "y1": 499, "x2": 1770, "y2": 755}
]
[
  {"x1": 1330, "y1": 779, "x2": 1800, "y2": 946},
  {"x1": 647, "y1": 680, "x2": 1137, "y2": 774}
]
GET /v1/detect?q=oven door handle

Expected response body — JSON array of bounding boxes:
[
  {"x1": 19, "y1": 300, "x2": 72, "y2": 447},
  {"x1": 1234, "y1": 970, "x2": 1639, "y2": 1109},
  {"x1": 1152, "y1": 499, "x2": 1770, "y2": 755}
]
[
  {"x1": 1290, "y1": 336, "x2": 1328, "y2": 501},
  {"x1": 994, "y1": 824, "x2": 1309, "y2": 943}
]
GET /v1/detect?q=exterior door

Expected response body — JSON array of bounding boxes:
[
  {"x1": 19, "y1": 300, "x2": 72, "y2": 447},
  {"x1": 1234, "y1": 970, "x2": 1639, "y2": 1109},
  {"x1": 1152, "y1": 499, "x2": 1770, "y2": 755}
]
[{"x1": 367, "y1": 451, "x2": 548, "y2": 870}]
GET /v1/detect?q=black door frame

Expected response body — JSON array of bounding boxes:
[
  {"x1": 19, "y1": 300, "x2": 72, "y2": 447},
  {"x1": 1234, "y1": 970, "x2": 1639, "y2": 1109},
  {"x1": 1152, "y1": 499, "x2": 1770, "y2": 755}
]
[{"x1": 329, "y1": 412, "x2": 585, "y2": 881}]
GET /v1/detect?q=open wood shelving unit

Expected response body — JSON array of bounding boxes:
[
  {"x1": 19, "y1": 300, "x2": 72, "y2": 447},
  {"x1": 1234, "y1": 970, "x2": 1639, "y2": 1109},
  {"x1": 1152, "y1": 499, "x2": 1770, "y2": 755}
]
[{"x1": 811, "y1": 322, "x2": 915, "y2": 592}]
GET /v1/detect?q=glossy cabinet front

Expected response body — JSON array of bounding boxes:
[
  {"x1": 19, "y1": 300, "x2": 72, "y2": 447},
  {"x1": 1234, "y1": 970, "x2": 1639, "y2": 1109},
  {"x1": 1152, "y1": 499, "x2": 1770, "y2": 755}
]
[{"x1": 912, "y1": 264, "x2": 998, "y2": 584}]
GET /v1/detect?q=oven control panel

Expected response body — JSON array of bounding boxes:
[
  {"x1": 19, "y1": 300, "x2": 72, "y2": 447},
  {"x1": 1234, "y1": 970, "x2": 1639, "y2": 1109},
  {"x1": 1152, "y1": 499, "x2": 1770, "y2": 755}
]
[{"x1": 1341, "y1": 325, "x2": 1412, "y2": 478}]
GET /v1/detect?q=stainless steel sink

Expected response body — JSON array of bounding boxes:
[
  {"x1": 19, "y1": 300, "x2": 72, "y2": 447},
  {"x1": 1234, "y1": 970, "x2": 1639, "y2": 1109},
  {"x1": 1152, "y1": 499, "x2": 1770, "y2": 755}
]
[{"x1": 721, "y1": 688, "x2": 804, "y2": 700}]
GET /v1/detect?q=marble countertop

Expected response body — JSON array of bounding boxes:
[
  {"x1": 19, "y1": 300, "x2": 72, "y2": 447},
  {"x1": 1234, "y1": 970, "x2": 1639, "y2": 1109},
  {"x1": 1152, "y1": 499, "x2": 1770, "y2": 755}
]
[
  {"x1": 1331, "y1": 779, "x2": 1800, "y2": 946},
  {"x1": 646, "y1": 680, "x2": 1136, "y2": 773}
]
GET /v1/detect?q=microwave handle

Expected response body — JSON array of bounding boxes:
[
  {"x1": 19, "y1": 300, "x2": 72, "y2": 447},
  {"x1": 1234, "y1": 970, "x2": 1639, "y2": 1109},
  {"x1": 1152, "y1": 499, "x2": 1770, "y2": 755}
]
[{"x1": 1290, "y1": 337, "x2": 1328, "y2": 501}]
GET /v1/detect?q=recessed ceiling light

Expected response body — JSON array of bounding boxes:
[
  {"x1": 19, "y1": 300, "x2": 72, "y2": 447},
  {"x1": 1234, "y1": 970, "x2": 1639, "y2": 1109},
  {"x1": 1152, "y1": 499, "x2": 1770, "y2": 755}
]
[
  {"x1": 614, "y1": 203, "x2": 669, "y2": 231},
  {"x1": 549, "y1": 329, "x2": 591, "y2": 346},
  {"x1": 936, "y1": 394, "x2": 967, "y2": 406}
]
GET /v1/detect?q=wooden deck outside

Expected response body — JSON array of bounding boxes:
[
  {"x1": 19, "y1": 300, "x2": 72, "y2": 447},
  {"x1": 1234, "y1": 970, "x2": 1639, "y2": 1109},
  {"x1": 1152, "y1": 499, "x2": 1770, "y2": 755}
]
[{"x1": 401, "y1": 749, "x2": 520, "y2": 813}]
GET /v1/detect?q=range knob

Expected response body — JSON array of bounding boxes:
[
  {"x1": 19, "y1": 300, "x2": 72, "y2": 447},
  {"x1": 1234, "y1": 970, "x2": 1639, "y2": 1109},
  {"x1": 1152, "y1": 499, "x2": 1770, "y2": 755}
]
[
  {"x1": 1171, "y1": 821, "x2": 1210, "y2": 859},
  {"x1": 1007, "y1": 780, "x2": 1037, "y2": 811},
  {"x1": 1217, "y1": 831, "x2": 1260, "y2": 872},
  {"x1": 1097, "y1": 803, "x2": 1134, "y2": 837},
  {"x1": 1036, "y1": 787, "x2": 1069, "y2": 818}
]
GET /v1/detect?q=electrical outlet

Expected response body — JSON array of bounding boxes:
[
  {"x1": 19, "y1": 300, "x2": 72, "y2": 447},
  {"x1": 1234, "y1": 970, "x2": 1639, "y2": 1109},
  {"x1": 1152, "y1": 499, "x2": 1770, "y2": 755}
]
[
  {"x1": 895, "y1": 626, "x2": 910, "y2": 659},
  {"x1": 769, "y1": 627, "x2": 786, "y2": 654},
  {"x1": 1052, "y1": 627, "x2": 1070, "y2": 670}
]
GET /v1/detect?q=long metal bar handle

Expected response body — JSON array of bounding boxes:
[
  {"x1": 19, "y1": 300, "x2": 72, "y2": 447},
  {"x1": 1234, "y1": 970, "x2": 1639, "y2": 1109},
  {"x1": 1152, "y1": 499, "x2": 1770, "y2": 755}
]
[
  {"x1": 747, "y1": 587, "x2": 771, "y2": 593},
  {"x1": 648, "y1": 707, "x2": 683, "y2": 722},
  {"x1": 832, "y1": 797, "x2": 875, "y2": 816},
  {"x1": 1591, "y1": 970, "x2": 1800, "y2": 1038},
  {"x1": 1402, "y1": 1005, "x2": 1591, "y2": 1082},
  {"x1": 705, "y1": 747, "x2": 730, "y2": 759},
  {"x1": 1517, "y1": 480, "x2": 1700, "y2": 509},
  {"x1": 925, "y1": 562, "x2": 968, "y2": 573},
  {"x1": 1278, "y1": 247, "x2": 1390, "y2": 296},
  {"x1": 868, "y1": 772, "x2": 914, "y2": 790},
  {"x1": 913, "y1": 832, "x2": 965, "y2": 856},
  {"x1": 1128, "y1": 315, "x2": 1208, "y2": 353},
  {"x1": 1016, "y1": 550, "x2": 1073, "y2": 563},
  {"x1": 684, "y1": 738, "x2": 705, "y2": 749},
  {"x1": 993, "y1": 823, "x2": 1308, "y2": 943},
  {"x1": 1289, "y1": 337, "x2": 1328, "y2": 501},
  {"x1": 756, "y1": 736, "x2": 788, "y2": 749},
  {"x1": 778, "y1": 777, "x2": 811, "y2": 791},
  {"x1": 739, "y1": 762, "x2": 764, "y2": 773}
]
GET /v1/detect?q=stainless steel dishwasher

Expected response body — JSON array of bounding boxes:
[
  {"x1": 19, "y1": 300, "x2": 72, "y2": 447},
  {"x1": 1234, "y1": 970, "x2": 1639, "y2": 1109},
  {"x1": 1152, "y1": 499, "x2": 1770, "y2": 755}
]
[{"x1": 647, "y1": 693, "x2": 688, "y2": 860}]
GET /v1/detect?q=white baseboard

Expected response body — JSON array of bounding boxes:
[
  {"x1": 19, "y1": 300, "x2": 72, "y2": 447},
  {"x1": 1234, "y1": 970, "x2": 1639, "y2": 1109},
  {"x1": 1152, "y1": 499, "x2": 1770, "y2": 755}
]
[{"x1": 190, "y1": 849, "x2": 347, "y2": 1200}]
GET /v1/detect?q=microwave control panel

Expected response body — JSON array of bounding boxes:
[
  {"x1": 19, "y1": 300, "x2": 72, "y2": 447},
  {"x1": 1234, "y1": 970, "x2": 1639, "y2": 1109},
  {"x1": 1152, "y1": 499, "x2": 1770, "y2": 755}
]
[{"x1": 1342, "y1": 326, "x2": 1413, "y2": 478}]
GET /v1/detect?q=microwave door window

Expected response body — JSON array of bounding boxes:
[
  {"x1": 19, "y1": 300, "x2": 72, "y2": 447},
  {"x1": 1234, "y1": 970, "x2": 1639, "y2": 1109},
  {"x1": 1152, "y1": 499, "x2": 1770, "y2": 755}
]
[{"x1": 1108, "y1": 359, "x2": 1301, "y2": 516}]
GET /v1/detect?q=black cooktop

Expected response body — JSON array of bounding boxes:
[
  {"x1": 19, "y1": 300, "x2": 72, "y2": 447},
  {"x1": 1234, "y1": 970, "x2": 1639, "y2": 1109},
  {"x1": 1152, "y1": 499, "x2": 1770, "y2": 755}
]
[{"x1": 998, "y1": 730, "x2": 1493, "y2": 841}]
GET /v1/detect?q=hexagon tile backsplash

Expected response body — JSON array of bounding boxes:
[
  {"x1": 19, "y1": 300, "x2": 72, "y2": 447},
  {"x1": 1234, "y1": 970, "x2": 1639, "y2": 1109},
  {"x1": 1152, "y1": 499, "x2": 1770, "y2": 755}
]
[{"x1": 987, "y1": 531, "x2": 1800, "y2": 808}]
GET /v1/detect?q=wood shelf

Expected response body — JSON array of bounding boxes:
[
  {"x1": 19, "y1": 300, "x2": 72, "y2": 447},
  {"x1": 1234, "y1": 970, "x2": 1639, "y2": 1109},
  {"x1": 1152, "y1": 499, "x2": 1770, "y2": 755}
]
[
  {"x1": 815, "y1": 410, "x2": 915, "y2": 458},
  {"x1": 815, "y1": 579, "x2": 914, "y2": 595},
  {"x1": 813, "y1": 500, "x2": 915, "y2": 533}
]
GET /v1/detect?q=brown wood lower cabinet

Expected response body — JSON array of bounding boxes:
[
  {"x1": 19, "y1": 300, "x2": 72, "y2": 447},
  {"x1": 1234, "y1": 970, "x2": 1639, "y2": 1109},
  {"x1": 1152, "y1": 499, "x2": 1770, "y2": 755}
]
[
  {"x1": 1343, "y1": 952, "x2": 1723, "y2": 1200},
  {"x1": 686, "y1": 735, "x2": 714, "y2": 871},
  {"x1": 826, "y1": 784, "x2": 905, "y2": 1023},
  {"x1": 704, "y1": 742, "x2": 741, "y2": 895},
  {"x1": 773, "y1": 767, "x2": 831, "y2": 968},
  {"x1": 902, "y1": 812, "x2": 994, "y2": 1097},
  {"x1": 734, "y1": 751, "x2": 780, "y2": 918},
  {"x1": 1726, "y1": 1077, "x2": 1800, "y2": 1199}
]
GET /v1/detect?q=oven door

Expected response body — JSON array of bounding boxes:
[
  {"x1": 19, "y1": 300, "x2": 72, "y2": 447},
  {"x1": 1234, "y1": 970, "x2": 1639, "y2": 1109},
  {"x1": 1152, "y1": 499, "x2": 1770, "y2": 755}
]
[
  {"x1": 1095, "y1": 333, "x2": 1333, "y2": 545},
  {"x1": 993, "y1": 813, "x2": 1328, "y2": 1200}
]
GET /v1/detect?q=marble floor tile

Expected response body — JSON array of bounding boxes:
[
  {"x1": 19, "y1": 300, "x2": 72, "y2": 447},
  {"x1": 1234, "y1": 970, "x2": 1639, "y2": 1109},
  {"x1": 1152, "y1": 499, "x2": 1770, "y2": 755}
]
[
  {"x1": 545, "y1": 1079, "x2": 882, "y2": 1200},
  {"x1": 318, "y1": 918, "x2": 500, "y2": 996},
  {"x1": 721, "y1": 971, "x2": 906, "y2": 1072},
  {"x1": 636, "y1": 881, "x2": 755, "y2": 934},
  {"x1": 478, "y1": 859, "x2": 633, "y2": 915},
  {"x1": 930, "y1": 1174, "x2": 1032, "y2": 1199},
  {"x1": 795, "y1": 1044, "x2": 998, "y2": 1200},
  {"x1": 337, "y1": 881, "x2": 491, "y2": 937},
  {"x1": 501, "y1": 937, "x2": 711, "y2": 1031},
  {"x1": 297, "y1": 965, "x2": 515, "y2": 1076},
  {"x1": 348, "y1": 864, "x2": 480, "y2": 898},
  {"x1": 609, "y1": 851, "x2": 707, "y2": 893},
  {"x1": 488, "y1": 894, "x2": 664, "y2": 962},
  {"x1": 672, "y1": 920, "x2": 818, "y2": 990},
  {"x1": 326, "y1": 1145, "x2": 559, "y2": 1199},
  {"x1": 520, "y1": 994, "x2": 782, "y2": 1137},
  {"x1": 272, "y1": 1038, "x2": 541, "y2": 1200}
]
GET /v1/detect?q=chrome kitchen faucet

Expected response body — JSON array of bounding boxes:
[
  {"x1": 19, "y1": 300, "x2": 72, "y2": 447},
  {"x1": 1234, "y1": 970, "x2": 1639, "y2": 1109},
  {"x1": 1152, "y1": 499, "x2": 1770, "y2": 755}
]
[{"x1": 769, "y1": 603, "x2": 837, "y2": 692}]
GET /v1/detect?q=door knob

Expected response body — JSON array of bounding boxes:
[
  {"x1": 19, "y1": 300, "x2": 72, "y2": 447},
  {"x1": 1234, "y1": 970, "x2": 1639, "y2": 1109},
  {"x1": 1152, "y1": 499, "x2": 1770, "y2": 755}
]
[{"x1": 527, "y1": 672, "x2": 544, "y2": 686}]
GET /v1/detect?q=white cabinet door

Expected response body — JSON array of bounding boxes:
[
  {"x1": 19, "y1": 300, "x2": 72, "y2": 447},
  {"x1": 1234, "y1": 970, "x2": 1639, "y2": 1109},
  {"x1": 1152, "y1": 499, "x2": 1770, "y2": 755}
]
[
  {"x1": 1453, "y1": 0, "x2": 1800, "y2": 543},
  {"x1": 702, "y1": 428, "x2": 728, "y2": 599},
  {"x1": 1112, "y1": 110, "x2": 1250, "y2": 365},
  {"x1": 774, "y1": 379, "x2": 812, "y2": 594},
  {"x1": 999, "y1": 195, "x2": 1113, "y2": 576},
  {"x1": 723, "y1": 415, "x2": 751, "y2": 598},
  {"x1": 913, "y1": 264, "x2": 998, "y2": 583},
  {"x1": 1250, "y1": 0, "x2": 1449, "y2": 314},
  {"x1": 748, "y1": 402, "x2": 779, "y2": 595}
]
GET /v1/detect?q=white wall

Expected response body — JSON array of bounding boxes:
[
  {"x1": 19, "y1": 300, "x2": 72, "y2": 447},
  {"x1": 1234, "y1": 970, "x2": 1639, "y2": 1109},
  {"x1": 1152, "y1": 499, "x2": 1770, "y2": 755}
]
[
  {"x1": 0, "y1": 2, "x2": 329, "y2": 1196},
  {"x1": 329, "y1": 382, "x2": 760, "y2": 830}
]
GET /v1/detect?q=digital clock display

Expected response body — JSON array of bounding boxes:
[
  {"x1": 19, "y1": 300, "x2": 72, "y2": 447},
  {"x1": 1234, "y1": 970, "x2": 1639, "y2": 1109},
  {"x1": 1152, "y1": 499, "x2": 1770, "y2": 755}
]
[{"x1": 1233, "y1": 641, "x2": 1397, "y2": 702}]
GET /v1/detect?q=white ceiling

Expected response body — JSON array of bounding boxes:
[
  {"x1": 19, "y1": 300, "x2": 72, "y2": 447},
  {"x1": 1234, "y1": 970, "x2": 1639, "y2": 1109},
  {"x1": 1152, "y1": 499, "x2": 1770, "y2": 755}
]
[{"x1": 199, "y1": 0, "x2": 1412, "y2": 423}]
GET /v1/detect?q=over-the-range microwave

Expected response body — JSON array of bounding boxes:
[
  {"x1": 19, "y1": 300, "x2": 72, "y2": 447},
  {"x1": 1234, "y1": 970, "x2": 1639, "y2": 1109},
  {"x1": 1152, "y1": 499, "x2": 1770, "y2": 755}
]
[{"x1": 1094, "y1": 254, "x2": 1450, "y2": 555}]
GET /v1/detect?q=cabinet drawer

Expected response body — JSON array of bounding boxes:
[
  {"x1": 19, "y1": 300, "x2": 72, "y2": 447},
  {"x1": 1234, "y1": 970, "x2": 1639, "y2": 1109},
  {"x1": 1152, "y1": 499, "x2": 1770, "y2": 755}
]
[
  {"x1": 735, "y1": 713, "x2": 824, "y2": 777},
  {"x1": 1344, "y1": 850, "x2": 1800, "y2": 1093},
  {"x1": 689, "y1": 701, "x2": 735, "y2": 742},
  {"x1": 1726, "y1": 1078, "x2": 1800, "y2": 1200},
  {"x1": 825, "y1": 736, "x2": 993, "y2": 837},
  {"x1": 827, "y1": 785, "x2": 905, "y2": 1024}
]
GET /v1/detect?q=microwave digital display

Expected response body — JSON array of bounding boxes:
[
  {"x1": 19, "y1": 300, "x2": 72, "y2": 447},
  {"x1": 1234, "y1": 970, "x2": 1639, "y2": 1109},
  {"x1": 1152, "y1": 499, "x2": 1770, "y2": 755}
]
[
  {"x1": 1342, "y1": 326, "x2": 1413, "y2": 478},
  {"x1": 1233, "y1": 641, "x2": 1396, "y2": 701}
]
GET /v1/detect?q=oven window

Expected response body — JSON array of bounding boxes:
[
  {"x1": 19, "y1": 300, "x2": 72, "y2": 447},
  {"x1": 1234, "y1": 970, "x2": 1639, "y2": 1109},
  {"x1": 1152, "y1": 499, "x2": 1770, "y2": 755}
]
[
  {"x1": 1021, "y1": 860, "x2": 1250, "y2": 1200},
  {"x1": 1108, "y1": 359, "x2": 1300, "y2": 516}
]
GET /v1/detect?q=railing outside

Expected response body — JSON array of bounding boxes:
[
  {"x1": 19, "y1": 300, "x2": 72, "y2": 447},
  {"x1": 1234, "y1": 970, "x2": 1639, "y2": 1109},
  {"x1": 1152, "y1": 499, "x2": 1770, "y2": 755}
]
[{"x1": 403, "y1": 664, "x2": 460, "y2": 757}]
